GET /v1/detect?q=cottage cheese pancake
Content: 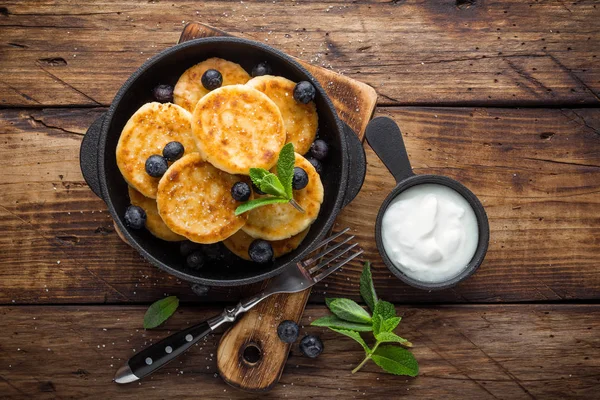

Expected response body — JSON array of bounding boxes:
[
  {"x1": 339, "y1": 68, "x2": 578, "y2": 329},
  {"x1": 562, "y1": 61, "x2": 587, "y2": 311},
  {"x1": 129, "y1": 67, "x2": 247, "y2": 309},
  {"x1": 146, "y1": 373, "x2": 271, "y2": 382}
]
[
  {"x1": 242, "y1": 153, "x2": 323, "y2": 240},
  {"x1": 246, "y1": 75, "x2": 318, "y2": 155},
  {"x1": 174, "y1": 57, "x2": 251, "y2": 112},
  {"x1": 116, "y1": 102, "x2": 196, "y2": 199},
  {"x1": 224, "y1": 228, "x2": 309, "y2": 261},
  {"x1": 127, "y1": 186, "x2": 185, "y2": 241},
  {"x1": 156, "y1": 153, "x2": 249, "y2": 243},
  {"x1": 192, "y1": 85, "x2": 286, "y2": 175}
]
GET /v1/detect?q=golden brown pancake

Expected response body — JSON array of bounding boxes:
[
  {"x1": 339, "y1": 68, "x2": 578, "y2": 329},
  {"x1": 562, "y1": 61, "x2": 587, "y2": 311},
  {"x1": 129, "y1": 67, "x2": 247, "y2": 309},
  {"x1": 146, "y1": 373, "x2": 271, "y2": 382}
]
[
  {"x1": 246, "y1": 75, "x2": 318, "y2": 155},
  {"x1": 156, "y1": 153, "x2": 249, "y2": 244},
  {"x1": 242, "y1": 153, "x2": 324, "y2": 240},
  {"x1": 223, "y1": 228, "x2": 309, "y2": 261},
  {"x1": 116, "y1": 102, "x2": 197, "y2": 199},
  {"x1": 128, "y1": 186, "x2": 185, "y2": 241},
  {"x1": 192, "y1": 85, "x2": 286, "y2": 175},
  {"x1": 173, "y1": 58, "x2": 251, "y2": 113}
]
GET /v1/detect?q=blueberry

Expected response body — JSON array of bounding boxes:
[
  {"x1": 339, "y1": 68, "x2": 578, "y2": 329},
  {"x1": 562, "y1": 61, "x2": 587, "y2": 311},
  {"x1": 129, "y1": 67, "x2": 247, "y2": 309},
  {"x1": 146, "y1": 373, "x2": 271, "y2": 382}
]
[
  {"x1": 277, "y1": 320, "x2": 300, "y2": 344},
  {"x1": 292, "y1": 167, "x2": 309, "y2": 190},
  {"x1": 231, "y1": 182, "x2": 251, "y2": 202},
  {"x1": 180, "y1": 241, "x2": 202, "y2": 257},
  {"x1": 202, "y1": 243, "x2": 224, "y2": 261},
  {"x1": 163, "y1": 141, "x2": 184, "y2": 162},
  {"x1": 186, "y1": 251, "x2": 206, "y2": 269},
  {"x1": 201, "y1": 69, "x2": 223, "y2": 90},
  {"x1": 307, "y1": 157, "x2": 323, "y2": 175},
  {"x1": 293, "y1": 81, "x2": 316, "y2": 104},
  {"x1": 152, "y1": 84, "x2": 174, "y2": 103},
  {"x1": 252, "y1": 183, "x2": 266, "y2": 195},
  {"x1": 145, "y1": 155, "x2": 168, "y2": 177},
  {"x1": 299, "y1": 335, "x2": 324, "y2": 358},
  {"x1": 124, "y1": 205, "x2": 146, "y2": 230},
  {"x1": 248, "y1": 240, "x2": 274, "y2": 263},
  {"x1": 252, "y1": 61, "x2": 272, "y2": 77},
  {"x1": 310, "y1": 139, "x2": 329, "y2": 160}
]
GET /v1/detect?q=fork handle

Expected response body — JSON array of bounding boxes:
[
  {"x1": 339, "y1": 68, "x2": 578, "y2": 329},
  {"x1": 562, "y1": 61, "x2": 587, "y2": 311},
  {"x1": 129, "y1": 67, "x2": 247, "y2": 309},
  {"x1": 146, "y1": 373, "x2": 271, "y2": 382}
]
[{"x1": 114, "y1": 302, "x2": 255, "y2": 384}]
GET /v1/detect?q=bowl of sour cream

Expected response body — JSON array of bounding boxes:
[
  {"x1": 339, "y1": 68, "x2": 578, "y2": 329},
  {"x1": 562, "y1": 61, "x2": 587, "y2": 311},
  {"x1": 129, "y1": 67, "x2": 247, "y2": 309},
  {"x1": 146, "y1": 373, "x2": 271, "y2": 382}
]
[{"x1": 365, "y1": 117, "x2": 489, "y2": 290}]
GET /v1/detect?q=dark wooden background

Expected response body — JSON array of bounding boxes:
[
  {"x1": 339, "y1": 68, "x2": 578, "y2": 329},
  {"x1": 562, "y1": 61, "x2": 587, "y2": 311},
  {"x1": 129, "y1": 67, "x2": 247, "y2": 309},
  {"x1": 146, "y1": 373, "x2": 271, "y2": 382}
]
[{"x1": 1, "y1": 1, "x2": 599, "y2": 399}]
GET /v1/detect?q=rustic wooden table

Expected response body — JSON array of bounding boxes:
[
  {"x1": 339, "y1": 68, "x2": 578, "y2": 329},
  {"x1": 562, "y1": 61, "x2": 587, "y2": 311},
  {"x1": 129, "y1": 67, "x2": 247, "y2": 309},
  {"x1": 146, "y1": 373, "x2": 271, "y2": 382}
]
[{"x1": 1, "y1": 1, "x2": 599, "y2": 399}]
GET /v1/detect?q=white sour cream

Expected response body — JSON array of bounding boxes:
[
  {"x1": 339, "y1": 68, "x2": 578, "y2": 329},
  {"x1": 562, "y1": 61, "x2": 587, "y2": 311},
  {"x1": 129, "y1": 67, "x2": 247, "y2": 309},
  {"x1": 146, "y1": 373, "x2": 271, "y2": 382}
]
[{"x1": 381, "y1": 183, "x2": 479, "y2": 283}]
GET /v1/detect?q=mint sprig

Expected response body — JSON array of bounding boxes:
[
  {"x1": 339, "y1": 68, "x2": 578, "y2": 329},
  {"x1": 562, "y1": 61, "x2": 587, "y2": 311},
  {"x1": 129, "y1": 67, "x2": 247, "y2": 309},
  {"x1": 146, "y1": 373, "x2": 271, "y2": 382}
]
[
  {"x1": 143, "y1": 296, "x2": 179, "y2": 329},
  {"x1": 235, "y1": 143, "x2": 304, "y2": 215},
  {"x1": 311, "y1": 262, "x2": 418, "y2": 377}
]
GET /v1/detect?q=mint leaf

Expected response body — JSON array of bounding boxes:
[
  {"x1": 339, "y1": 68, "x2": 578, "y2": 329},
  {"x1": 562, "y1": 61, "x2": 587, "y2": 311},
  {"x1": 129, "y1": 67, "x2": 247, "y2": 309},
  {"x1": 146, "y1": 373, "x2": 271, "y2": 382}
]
[
  {"x1": 371, "y1": 345, "x2": 419, "y2": 376},
  {"x1": 374, "y1": 300, "x2": 396, "y2": 320},
  {"x1": 277, "y1": 142, "x2": 295, "y2": 199},
  {"x1": 372, "y1": 314, "x2": 383, "y2": 336},
  {"x1": 330, "y1": 328, "x2": 370, "y2": 353},
  {"x1": 235, "y1": 197, "x2": 289, "y2": 215},
  {"x1": 258, "y1": 173, "x2": 287, "y2": 197},
  {"x1": 311, "y1": 315, "x2": 373, "y2": 332},
  {"x1": 327, "y1": 298, "x2": 372, "y2": 324},
  {"x1": 360, "y1": 261, "x2": 377, "y2": 312},
  {"x1": 143, "y1": 296, "x2": 179, "y2": 329},
  {"x1": 382, "y1": 316, "x2": 401, "y2": 333},
  {"x1": 249, "y1": 168, "x2": 270, "y2": 187},
  {"x1": 375, "y1": 331, "x2": 412, "y2": 347}
]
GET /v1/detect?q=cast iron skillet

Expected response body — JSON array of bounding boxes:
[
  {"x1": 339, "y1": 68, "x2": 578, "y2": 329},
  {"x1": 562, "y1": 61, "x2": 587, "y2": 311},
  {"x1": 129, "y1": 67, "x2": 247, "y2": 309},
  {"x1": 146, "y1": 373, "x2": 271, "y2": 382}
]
[{"x1": 80, "y1": 37, "x2": 366, "y2": 287}]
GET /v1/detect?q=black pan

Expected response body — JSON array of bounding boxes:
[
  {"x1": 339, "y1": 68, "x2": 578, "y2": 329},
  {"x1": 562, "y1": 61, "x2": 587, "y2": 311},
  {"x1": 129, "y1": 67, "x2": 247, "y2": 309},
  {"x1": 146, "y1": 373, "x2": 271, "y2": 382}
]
[{"x1": 80, "y1": 37, "x2": 366, "y2": 287}]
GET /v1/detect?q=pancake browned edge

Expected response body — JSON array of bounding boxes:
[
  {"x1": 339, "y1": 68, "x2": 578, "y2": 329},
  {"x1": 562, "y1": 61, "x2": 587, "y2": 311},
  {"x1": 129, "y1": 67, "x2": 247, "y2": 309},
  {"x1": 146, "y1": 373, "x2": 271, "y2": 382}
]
[
  {"x1": 116, "y1": 102, "x2": 197, "y2": 199},
  {"x1": 246, "y1": 75, "x2": 318, "y2": 155},
  {"x1": 242, "y1": 153, "x2": 324, "y2": 241},
  {"x1": 128, "y1": 186, "x2": 185, "y2": 242},
  {"x1": 173, "y1": 57, "x2": 251, "y2": 113},
  {"x1": 156, "y1": 153, "x2": 249, "y2": 244},
  {"x1": 223, "y1": 228, "x2": 309, "y2": 261},
  {"x1": 192, "y1": 85, "x2": 286, "y2": 175}
]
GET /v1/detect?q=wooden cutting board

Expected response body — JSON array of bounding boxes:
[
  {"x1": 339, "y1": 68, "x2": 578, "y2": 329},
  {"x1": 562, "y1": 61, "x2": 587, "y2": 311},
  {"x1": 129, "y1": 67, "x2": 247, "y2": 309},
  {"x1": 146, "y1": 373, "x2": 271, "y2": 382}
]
[{"x1": 116, "y1": 22, "x2": 377, "y2": 392}]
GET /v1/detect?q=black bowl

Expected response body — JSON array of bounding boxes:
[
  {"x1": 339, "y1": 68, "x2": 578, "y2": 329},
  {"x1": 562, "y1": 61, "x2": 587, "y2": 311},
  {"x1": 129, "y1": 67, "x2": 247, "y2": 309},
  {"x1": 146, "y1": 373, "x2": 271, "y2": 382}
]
[
  {"x1": 80, "y1": 37, "x2": 366, "y2": 287},
  {"x1": 365, "y1": 116, "x2": 489, "y2": 290}
]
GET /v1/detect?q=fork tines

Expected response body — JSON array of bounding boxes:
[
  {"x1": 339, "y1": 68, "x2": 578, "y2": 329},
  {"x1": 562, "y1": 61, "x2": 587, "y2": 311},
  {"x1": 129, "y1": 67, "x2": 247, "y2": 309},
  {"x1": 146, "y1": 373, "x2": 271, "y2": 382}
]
[{"x1": 302, "y1": 227, "x2": 364, "y2": 283}]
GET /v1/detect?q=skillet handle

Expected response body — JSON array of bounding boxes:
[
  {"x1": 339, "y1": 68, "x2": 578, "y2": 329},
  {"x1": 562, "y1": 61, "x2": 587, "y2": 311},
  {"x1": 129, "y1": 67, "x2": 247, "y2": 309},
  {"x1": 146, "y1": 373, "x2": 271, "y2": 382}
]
[
  {"x1": 341, "y1": 122, "x2": 366, "y2": 208},
  {"x1": 80, "y1": 113, "x2": 106, "y2": 199}
]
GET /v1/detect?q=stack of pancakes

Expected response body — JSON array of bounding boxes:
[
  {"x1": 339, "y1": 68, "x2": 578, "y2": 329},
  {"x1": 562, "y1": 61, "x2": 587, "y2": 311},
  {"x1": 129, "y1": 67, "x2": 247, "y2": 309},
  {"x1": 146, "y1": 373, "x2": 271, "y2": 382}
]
[{"x1": 116, "y1": 58, "x2": 323, "y2": 260}]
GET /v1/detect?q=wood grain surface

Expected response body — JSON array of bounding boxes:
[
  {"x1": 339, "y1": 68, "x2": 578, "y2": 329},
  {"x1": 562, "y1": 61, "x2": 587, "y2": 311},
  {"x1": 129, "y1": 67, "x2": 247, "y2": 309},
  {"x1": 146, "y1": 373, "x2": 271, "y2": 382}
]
[
  {"x1": 1, "y1": 304, "x2": 598, "y2": 400},
  {"x1": 1, "y1": 1, "x2": 599, "y2": 107},
  {"x1": 1, "y1": 107, "x2": 598, "y2": 304}
]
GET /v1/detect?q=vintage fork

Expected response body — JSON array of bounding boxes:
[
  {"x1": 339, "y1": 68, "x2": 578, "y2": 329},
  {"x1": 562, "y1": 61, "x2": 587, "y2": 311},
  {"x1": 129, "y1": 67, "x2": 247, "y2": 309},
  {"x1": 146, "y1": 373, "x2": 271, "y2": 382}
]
[{"x1": 115, "y1": 228, "x2": 362, "y2": 384}]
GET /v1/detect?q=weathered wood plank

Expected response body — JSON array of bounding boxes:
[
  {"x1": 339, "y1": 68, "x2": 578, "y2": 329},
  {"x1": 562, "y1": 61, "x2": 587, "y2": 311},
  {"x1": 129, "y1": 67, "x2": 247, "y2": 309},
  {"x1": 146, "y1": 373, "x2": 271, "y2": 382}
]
[
  {"x1": 1, "y1": 0, "x2": 599, "y2": 107},
  {"x1": 0, "y1": 107, "x2": 598, "y2": 304},
  {"x1": 0, "y1": 304, "x2": 598, "y2": 399}
]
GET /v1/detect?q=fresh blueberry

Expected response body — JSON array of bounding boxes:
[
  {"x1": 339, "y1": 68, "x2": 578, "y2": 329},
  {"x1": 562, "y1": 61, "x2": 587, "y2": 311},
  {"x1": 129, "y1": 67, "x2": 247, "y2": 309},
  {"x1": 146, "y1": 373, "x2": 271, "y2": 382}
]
[
  {"x1": 201, "y1": 69, "x2": 223, "y2": 90},
  {"x1": 186, "y1": 251, "x2": 206, "y2": 269},
  {"x1": 277, "y1": 320, "x2": 300, "y2": 344},
  {"x1": 252, "y1": 61, "x2": 272, "y2": 77},
  {"x1": 152, "y1": 84, "x2": 174, "y2": 103},
  {"x1": 202, "y1": 243, "x2": 225, "y2": 261},
  {"x1": 293, "y1": 81, "x2": 316, "y2": 104},
  {"x1": 180, "y1": 241, "x2": 202, "y2": 257},
  {"x1": 309, "y1": 139, "x2": 329, "y2": 160},
  {"x1": 248, "y1": 240, "x2": 274, "y2": 263},
  {"x1": 163, "y1": 141, "x2": 184, "y2": 162},
  {"x1": 306, "y1": 157, "x2": 323, "y2": 175},
  {"x1": 299, "y1": 335, "x2": 324, "y2": 358},
  {"x1": 292, "y1": 167, "x2": 309, "y2": 190},
  {"x1": 145, "y1": 155, "x2": 168, "y2": 177},
  {"x1": 231, "y1": 182, "x2": 251, "y2": 202},
  {"x1": 124, "y1": 205, "x2": 146, "y2": 230},
  {"x1": 252, "y1": 184, "x2": 266, "y2": 195}
]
